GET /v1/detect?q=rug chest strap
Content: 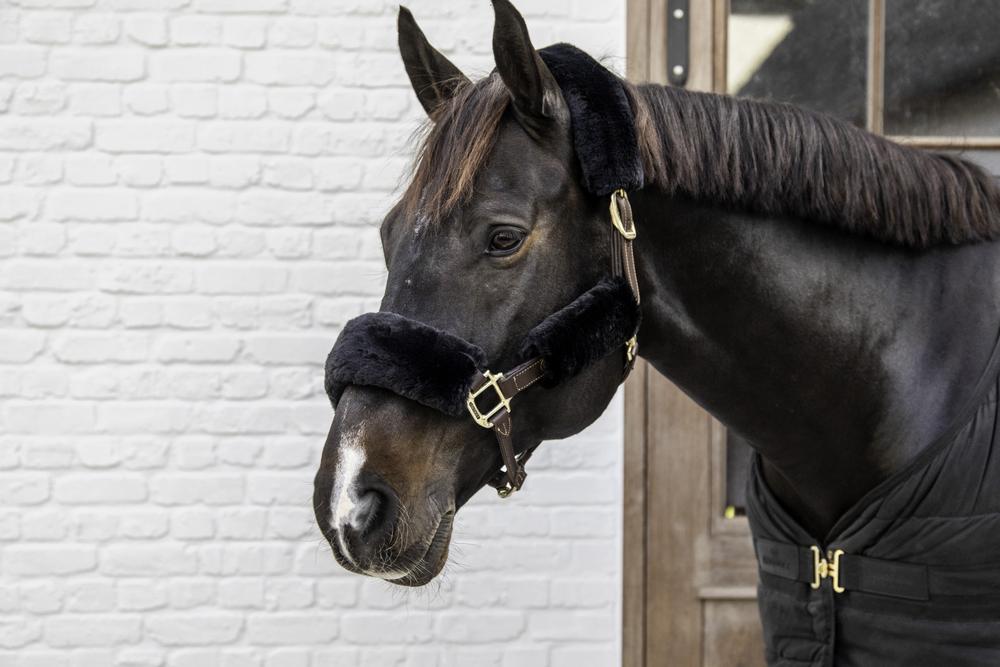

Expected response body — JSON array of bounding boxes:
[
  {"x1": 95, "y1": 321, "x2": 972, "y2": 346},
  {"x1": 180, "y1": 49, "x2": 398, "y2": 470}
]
[{"x1": 755, "y1": 538, "x2": 931, "y2": 601}]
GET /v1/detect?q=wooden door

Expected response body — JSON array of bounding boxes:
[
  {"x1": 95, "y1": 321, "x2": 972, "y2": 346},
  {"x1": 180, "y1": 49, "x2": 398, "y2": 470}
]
[
  {"x1": 624, "y1": 3, "x2": 765, "y2": 664},
  {"x1": 623, "y1": 1, "x2": 1000, "y2": 665}
]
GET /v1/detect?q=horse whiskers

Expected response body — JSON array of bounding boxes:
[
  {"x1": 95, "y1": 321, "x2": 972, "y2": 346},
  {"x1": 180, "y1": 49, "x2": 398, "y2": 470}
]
[{"x1": 371, "y1": 504, "x2": 454, "y2": 583}]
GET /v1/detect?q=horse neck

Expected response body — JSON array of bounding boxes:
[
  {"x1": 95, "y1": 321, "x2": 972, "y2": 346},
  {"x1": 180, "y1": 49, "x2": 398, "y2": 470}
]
[{"x1": 630, "y1": 190, "x2": 1000, "y2": 537}]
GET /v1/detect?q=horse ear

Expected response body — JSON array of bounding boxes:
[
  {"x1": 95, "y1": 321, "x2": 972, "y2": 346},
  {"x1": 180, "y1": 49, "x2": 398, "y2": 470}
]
[
  {"x1": 491, "y1": 0, "x2": 563, "y2": 136},
  {"x1": 398, "y1": 6, "x2": 469, "y2": 116}
]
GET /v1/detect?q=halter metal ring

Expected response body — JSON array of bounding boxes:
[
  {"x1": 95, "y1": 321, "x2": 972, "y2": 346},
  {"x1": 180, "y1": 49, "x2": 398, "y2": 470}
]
[
  {"x1": 610, "y1": 189, "x2": 637, "y2": 240},
  {"x1": 466, "y1": 371, "x2": 510, "y2": 428}
]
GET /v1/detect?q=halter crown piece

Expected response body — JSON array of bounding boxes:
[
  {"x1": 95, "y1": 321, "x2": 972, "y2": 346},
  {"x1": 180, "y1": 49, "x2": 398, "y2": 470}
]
[{"x1": 325, "y1": 44, "x2": 643, "y2": 497}]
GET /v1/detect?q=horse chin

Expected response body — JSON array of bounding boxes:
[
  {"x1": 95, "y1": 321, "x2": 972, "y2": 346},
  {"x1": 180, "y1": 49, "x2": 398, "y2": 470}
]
[
  {"x1": 382, "y1": 510, "x2": 455, "y2": 587},
  {"x1": 325, "y1": 509, "x2": 455, "y2": 587}
]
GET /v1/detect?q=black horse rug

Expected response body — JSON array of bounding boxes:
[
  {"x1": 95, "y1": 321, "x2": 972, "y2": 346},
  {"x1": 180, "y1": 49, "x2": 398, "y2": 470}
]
[{"x1": 750, "y1": 338, "x2": 1000, "y2": 666}]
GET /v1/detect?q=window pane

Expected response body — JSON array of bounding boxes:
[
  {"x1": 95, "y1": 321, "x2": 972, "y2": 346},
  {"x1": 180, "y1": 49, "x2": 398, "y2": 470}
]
[
  {"x1": 728, "y1": 0, "x2": 868, "y2": 126},
  {"x1": 885, "y1": 0, "x2": 1000, "y2": 136}
]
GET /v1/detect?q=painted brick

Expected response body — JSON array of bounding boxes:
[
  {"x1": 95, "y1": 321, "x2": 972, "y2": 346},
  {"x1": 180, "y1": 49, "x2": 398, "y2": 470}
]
[
  {"x1": 244, "y1": 52, "x2": 335, "y2": 86},
  {"x1": 0, "y1": 47, "x2": 47, "y2": 77},
  {"x1": 96, "y1": 119, "x2": 196, "y2": 153},
  {"x1": 0, "y1": 1, "x2": 625, "y2": 663},
  {"x1": 47, "y1": 189, "x2": 138, "y2": 220},
  {"x1": 3, "y1": 545, "x2": 97, "y2": 575},
  {"x1": 245, "y1": 613, "x2": 337, "y2": 645},
  {"x1": 340, "y1": 613, "x2": 433, "y2": 644},
  {"x1": 54, "y1": 474, "x2": 148, "y2": 503},
  {"x1": 149, "y1": 50, "x2": 241, "y2": 83},
  {"x1": 124, "y1": 15, "x2": 166, "y2": 46},
  {"x1": 146, "y1": 615, "x2": 243, "y2": 646},
  {"x1": 102, "y1": 544, "x2": 199, "y2": 577},
  {"x1": 43, "y1": 615, "x2": 142, "y2": 647},
  {"x1": 151, "y1": 474, "x2": 245, "y2": 505},
  {"x1": 0, "y1": 119, "x2": 91, "y2": 150},
  {"x1": 22, "y1": 13, "x2": 72, "y2": 44},
  {"x1": 74, "y1": 14, "x2": 122, "y2": 44},
  {"x1": 51, "y1": 50, "x2": 145, "y2": 81},
  {"x1": 0, "y1": 332, "x2": 46, "y2": 363}
]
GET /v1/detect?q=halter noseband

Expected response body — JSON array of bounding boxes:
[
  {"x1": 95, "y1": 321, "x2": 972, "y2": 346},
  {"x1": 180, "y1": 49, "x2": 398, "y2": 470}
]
[{"x1": 325, "y1": 44, "x2": 644, "y2": 497}]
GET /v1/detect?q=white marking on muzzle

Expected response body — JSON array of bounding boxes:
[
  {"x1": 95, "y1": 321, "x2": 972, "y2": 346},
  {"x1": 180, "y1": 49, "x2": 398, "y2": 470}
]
[{"x1": 330, "y1": 425, "x2": 366, "y2": 566}]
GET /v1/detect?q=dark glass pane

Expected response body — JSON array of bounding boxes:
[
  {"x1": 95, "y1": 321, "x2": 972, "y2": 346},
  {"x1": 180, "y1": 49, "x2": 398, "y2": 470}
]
[
  {"x1": 725, "y1": 431, "x2": 754, "y2": 517},
  {"x1": 728, "y1": 0, "x2": 868, "y2": 126},
  {"x1": 885, "y1": 0, "x2": 1000, "y2": 136}
]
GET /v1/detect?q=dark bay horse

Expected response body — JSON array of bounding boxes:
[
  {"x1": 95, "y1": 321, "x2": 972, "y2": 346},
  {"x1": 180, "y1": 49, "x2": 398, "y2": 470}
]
[{"x1": 315, "y1": 1, "x2": 1000, "y2": 662}]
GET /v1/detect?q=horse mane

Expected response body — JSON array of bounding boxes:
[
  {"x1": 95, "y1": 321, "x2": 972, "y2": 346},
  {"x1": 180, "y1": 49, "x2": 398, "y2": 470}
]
[
  {"x1": 399, "y1": 67, "x2": 1000, "y2": 248},
  {"x1": 629, "y1": 83, "x2": 1000, "y2": 247}
]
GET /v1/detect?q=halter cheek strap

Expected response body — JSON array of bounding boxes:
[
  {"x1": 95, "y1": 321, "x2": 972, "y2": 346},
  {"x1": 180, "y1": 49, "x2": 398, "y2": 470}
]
[{"x1": 465, "y1": 190, "x2": 640, "y2": 497}]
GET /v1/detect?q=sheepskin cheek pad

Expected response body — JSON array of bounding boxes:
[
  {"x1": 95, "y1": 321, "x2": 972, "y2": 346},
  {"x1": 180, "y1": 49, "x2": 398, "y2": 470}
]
[
  {"x1": 520, "y1": 277, "x2": 640, "y2": 385},
  {"x1": 538, "y1": 43, "x2": 644, "y2": 196},
  {"x1": 324, "y1": 277, "x2": 640, "y2": 415}
]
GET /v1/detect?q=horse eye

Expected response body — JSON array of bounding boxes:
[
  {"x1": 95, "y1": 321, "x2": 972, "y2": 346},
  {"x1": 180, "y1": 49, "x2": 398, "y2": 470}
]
[{"x1": 486, "y1": 227, "x2": 526, "y2": 256}]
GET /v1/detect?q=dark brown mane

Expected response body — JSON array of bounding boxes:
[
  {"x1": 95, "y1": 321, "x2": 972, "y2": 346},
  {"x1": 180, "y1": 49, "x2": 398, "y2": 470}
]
[
  {"x1": 400, "y1": 73, "x2": 509, "y2": 223},
  {"x1": 631, "y1": 83, "x2": 1000, "y2": 247},
  {"x1": 400, "y1": 66, "x2": 1000, "y2": 248}
]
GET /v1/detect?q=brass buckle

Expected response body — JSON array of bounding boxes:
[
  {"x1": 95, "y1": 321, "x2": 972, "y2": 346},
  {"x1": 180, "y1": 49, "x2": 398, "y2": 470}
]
[
  {"x1": 610, "y1": 189, "x2": 637, "y2": 240},
  {"x1": 625, "y1": 335, "x2": 638, "y2": 363},
  {"x1": 496, "y1": 460, "x2": 526, "y2": 498},
  {"x1": 810, "y1": 546, "x2": 846, "y2": 593},
  {"x1": 466, "y1": 371, "x2": 510, "y2": 429}
]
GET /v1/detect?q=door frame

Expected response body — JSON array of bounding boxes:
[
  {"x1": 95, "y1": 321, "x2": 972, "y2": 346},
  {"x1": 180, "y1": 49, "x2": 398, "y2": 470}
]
[{"x1": 622, "y1": 2, "x2": 758, "y2": 665}]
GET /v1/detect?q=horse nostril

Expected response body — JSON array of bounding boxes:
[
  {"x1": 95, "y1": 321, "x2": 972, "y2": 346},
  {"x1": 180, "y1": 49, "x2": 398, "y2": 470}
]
[
  {"x1": 337, "y1": 475, "x2": 399, "y2": 567},
  {"x1": 353, "y1": 488, "x2": 386, "y2": 537}
]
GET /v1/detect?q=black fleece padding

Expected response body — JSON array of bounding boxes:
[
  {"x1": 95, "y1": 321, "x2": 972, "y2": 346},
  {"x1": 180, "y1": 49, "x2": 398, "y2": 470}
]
[
  {"x1": 325, "y1": 312, "x2": 488, "y2": 417},
  {"x1": 539, "y1": 43, "x2": 644, "y2": 196},
  {"x1": 520, "y1": 277, "x2": 641, "y2": 385}
]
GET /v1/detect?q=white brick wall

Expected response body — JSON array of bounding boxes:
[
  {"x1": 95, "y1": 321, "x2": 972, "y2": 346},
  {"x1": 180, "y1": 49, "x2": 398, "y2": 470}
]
[{"x1": 0, "y1": 0, "x2": 626, "y2": 664}]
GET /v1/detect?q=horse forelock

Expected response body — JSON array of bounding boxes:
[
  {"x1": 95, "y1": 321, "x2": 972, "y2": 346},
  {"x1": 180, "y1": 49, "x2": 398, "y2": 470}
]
[{"x1": 399, "y1": 74, "x2": 510, "y2": 226}]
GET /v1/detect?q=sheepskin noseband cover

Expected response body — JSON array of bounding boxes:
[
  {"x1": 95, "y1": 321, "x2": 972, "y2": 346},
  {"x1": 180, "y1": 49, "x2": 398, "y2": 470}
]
[{"x1": 325, "y1": 276, "x2": 640, "y2": 416}]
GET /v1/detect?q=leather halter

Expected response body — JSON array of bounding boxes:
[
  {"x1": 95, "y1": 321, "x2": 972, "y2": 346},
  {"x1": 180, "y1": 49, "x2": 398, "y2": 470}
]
[
  {"x1": 326, "y1": 44, "x2": 644, "y2": 500},
  {"x1": 469, "y1": 189, "x2": 641, "y2": 497}
]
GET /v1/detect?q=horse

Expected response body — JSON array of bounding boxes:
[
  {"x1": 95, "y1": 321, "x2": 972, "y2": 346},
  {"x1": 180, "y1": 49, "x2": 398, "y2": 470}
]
[{"x1": 314, "y1": 1, "x2": 1000, "y2": 663}]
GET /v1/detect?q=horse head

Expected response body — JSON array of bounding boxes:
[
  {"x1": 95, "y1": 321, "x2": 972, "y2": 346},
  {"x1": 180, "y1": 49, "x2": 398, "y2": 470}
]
[{"x1": 313, "y1": 0, "x2": 634, "y2": 585}]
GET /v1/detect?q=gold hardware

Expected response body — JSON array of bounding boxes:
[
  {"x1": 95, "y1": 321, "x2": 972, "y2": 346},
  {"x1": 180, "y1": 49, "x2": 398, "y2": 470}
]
[
  {"x1": 810, "y1": 546, "x2": 846, "y2": 593},
  {"x1": 625, "y1": 335, "x2": 638, "y2": 363},
  {"x1": 466, "y1": 371, "x2": 510, "y2": 429},
  {"x1": 496, "y1": 485, "x2": 513, "y2": 498},
  {"x1": 610, "y1": 189, "x2": 637, "y2": 240}
]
